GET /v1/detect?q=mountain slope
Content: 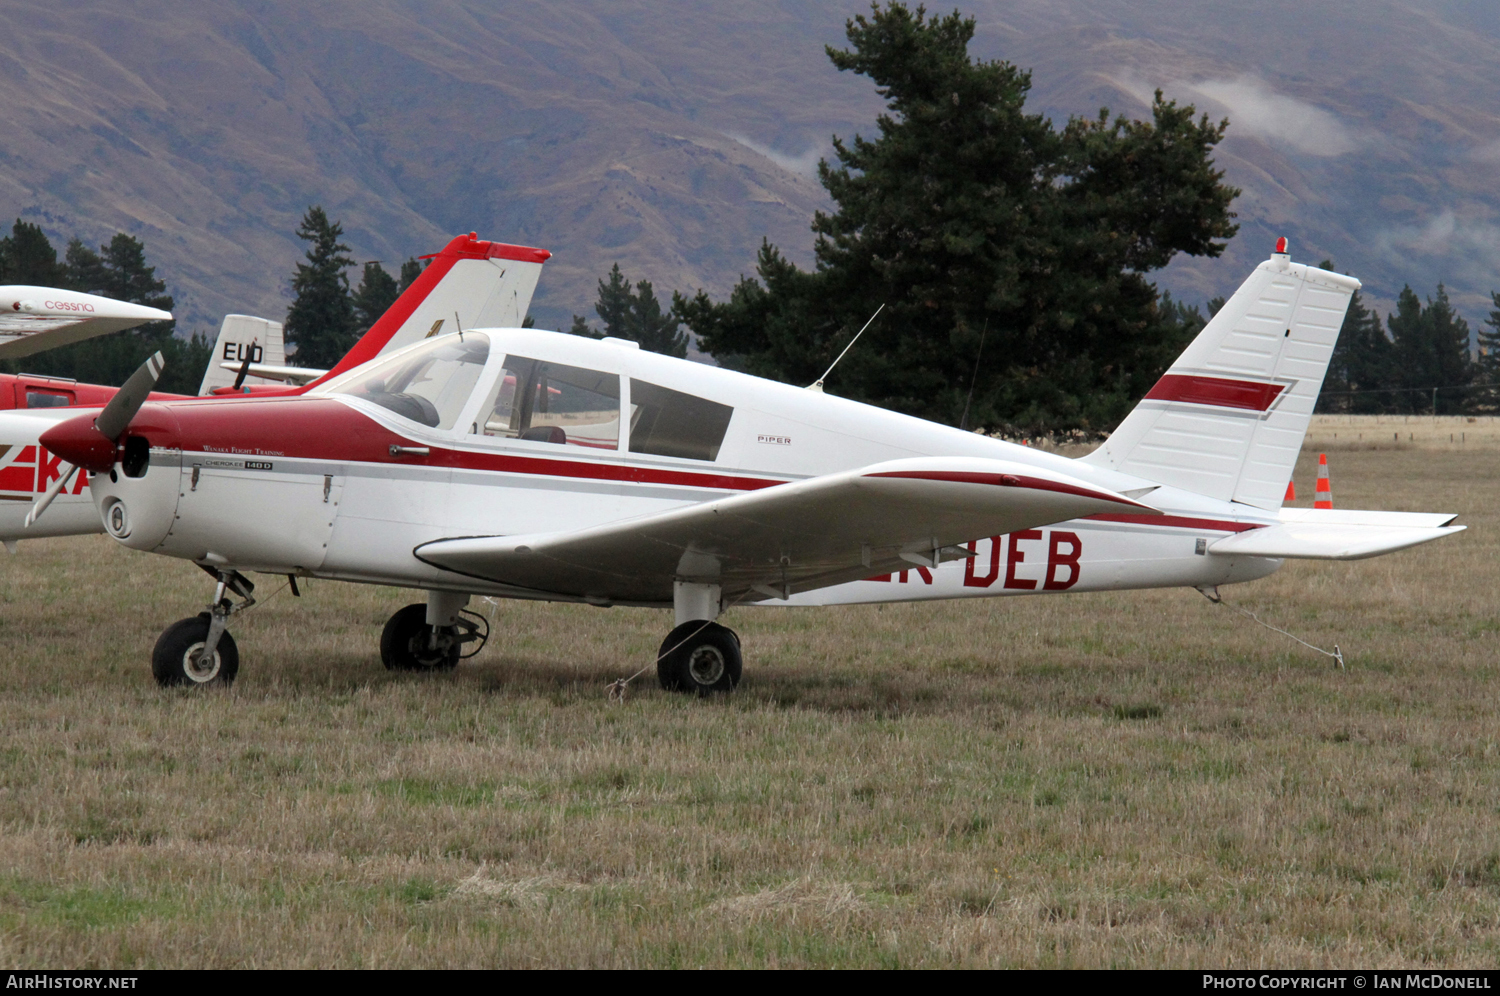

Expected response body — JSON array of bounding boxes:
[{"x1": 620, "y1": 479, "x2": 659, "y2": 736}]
[{"x1": 0, "y1": 1, "x2": 1496, "y2": 337}]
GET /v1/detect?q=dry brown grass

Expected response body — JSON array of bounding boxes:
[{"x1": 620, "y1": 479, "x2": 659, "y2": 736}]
[{"x1": 0, "y1": 439, "x2": 1497, "y2": 967}]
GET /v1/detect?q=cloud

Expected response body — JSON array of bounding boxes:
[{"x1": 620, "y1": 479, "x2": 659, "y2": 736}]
[
  {"x1": 726, "y1": 133, "x2": 825, "y2": 180},
  {"x1": 1376, "y1": 208, "x2": 1500, "y2": 295},
  {"x1": 1470, "y1": 140, "x2": 1500, "y2": 163},
  {"x1": 1185, "y1": 75, "x2": 1362, "y2": 157}
]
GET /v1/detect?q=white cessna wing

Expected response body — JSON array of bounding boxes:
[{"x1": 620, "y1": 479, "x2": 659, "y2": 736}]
[
  {"x1": 414, "y1": 456, "x2": 1158, "y2": 605},
  {"x1": 0, "y1": 286, "x2": 171, "y2": 359}
]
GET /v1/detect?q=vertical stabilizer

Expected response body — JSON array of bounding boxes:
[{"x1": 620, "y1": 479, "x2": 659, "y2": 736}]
[
  {"x1": 197, "y1": 315, "x2": 285, "y2": 395},
  {"x1": 305, "y1": 234, "x2": 551, "y2": 389},
  {"x1": 1081, "y1": 243, "x2": 1359, "y2": 510}
]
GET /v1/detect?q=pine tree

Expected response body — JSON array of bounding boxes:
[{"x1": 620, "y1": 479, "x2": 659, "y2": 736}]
[
  {"x1": 97, "y1": 234, "x2": 173, "y2": 310},
  {"x1": 595, "y1": 264, "x2": 632, "y2": 338},
  {"x1": 352, "y1": 261, "x2": 399, "y2": 333},
  {"x1": 1386, "y1": 287, "x2": 1426, "y2": 414},
  {"x1": 285, "y1": 206, "x2": 356, "y2": 368},
  {"x1": 675, "y1": 2, "x2": 1238, "y2": 431},
  {"x1": 627, "y1": 278, "x2": 688, "y2": 357},
  {"x1": 571, "y1": 264, "x2": 688, "y2": 356},
  {"x1": 398, "y1": 257, "x2": 425, "y2": 293},
  {"x1": 1422, "y1": 285, "x2": 1474, "y2": 414},
  {"x1": 1342, "y1": 290, "x2": 1395, "y2": 414},
  {"x1": 1477, "y1": 291, "x2": 1500, "y2": 410},
  {"x1": 567, "y1": 314, "x2": 602, "y2": 339},
  {"x1": 0, "y1": 220, "x2": 67, "y2": 285},
  {"x1": 64, "y1": 238, "x2": 107, "y2": 293},
  {"x1": 1318, "y1": 265, "x2": 1395, "y2": 415},
  {"x1": 1386, "y1": 285, "x2": 1473, "y2": 414}
]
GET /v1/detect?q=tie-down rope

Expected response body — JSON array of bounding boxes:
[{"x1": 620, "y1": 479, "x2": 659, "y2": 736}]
[
  {"x1": 607, "y1": 589, "x2": 758, "y2": 702},
  {"x1": 1198, "y1": 586, "x2": 1345, "y2": 669}
]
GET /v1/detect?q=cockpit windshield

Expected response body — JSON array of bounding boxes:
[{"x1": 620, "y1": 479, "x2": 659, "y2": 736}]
[{"x1": 316, "y1": 333, "x2": 490, "y2": 429}]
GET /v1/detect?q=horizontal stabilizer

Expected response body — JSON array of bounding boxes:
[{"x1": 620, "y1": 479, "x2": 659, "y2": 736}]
[
  {"x1": 217, "y1": 361, "x2": 324, "y2": 386},
  {"x1": 0, "y1": 286, "x2": 172, "y2": 359},
  {"x1": 415, "y1": 456, "x2": 1159, "y2": 604},
  {"x1": 1276, "y1": 507, "x2": 1458, "y2": 529},
  {"x1": 1209, "y1": 518, "x2": 1464, "y2": 560}
]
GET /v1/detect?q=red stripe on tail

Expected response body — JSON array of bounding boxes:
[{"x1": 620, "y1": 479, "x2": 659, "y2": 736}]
[{"x1": 1144, "y1": 374, "x2": 1284, "y2": 412}]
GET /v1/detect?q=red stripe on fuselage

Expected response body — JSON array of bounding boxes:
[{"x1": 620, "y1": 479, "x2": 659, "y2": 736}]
[
  {"x1": 1144, "y1": 374, "x2": 1284, "y2": 411},
  {"x1": 128, "y1": 399, "x2": 1271, "y2": 525},
  {"x1": 132, "y1": 397, "x2": 784, "y2": 493}
]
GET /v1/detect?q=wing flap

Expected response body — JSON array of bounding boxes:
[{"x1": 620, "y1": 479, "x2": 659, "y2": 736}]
[
  {"x1": 1210, "y1": 521, "x2": 1464, "y2": 560},
  {"x1": 416, "y1": 456, "x2": 1159, "y2": 603}
]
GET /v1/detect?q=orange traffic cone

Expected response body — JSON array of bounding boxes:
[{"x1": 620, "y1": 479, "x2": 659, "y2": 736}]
[
  {"x1": 1314, "y1": 453, "x2": 1332, "y2": 508},
  {"x1": 1284, "y1": 480, "x2": 1296, "y2": 501}
]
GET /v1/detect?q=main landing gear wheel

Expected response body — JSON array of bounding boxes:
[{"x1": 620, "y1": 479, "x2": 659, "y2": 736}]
[
  {"x1": 152, "y1": 615, "x2": 239, "y2": 688},
  {"x1": 657, "y1": 620, "x2": 742, "y2": 696},
  {"x1": 381, "y1": 603, "x2": 461, "y2": 671}
]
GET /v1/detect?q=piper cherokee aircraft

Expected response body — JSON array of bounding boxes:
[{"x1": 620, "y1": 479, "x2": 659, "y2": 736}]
[
  {"x1": 26, "y1": 240, "x2": 1464, "y2": 695},
  {"x1": 0, "y1": 233, "x2": 550, "y2": 545}
]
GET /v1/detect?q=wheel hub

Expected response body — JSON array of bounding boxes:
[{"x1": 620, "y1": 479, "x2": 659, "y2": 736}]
[
  {"x1": 406, "y1": 630, "x2": 452, "y2": 667},
  {"x1": 183, "y1": 643, "x2": 221, "y2": 683},
  {"x1": 687, "y1": 645, "x2": 725, "y2": 686}
]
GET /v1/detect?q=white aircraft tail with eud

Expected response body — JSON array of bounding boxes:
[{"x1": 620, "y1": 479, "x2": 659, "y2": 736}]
[{"x1": 196, "y1": 315, "x2": 287, "y2": 395}]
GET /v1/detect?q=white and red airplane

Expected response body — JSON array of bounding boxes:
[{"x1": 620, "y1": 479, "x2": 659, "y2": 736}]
[
  {"x1": 0, "y1": 233, "x2": 550, "y2": 545},
  {"x1": 25, "y1": 240, "x2": 1464, "y2": 693}
]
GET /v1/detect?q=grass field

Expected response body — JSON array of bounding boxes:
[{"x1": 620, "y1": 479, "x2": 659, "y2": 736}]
[{"x1": 0, "y1": 417, "x2": 1497, "y2": 967}]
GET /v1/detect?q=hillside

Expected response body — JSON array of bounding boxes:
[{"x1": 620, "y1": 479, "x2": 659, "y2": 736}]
[{"x1": 0, "y1": 1, "x2": 1496, "y2": 337}]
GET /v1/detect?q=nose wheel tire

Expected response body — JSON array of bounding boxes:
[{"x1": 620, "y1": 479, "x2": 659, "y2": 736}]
[
  {"x1": 152, "y1": 615, "x2": 239, "y2": 688},
  {"x1": 657, "y1": 620, "x2": 741, "y2": 695},
  {"x1": 380, "y1": 603, "x2": 461, "y2": 671}
]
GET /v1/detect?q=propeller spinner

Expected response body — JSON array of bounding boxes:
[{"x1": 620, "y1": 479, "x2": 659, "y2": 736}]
[{"x1": 26, "y1": 351, "x2": 164, "y2": 527}]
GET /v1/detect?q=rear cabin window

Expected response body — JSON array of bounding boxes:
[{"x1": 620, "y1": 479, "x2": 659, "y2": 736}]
[
  {"x1": 628, "y1": 379, "x2": 733, "y2": 461},
  {"x1": 481, "y1": 357, "x2": 621, "y2": 450},
  {"x1": 25, "y1": 390, "x2": 73, "y2": 409}
]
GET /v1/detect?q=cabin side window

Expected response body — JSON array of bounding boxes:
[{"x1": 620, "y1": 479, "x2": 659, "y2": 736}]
[
  {"x1": 628, "y1": 379, "x2": 733, "y2": 461},
  {"x1": 480, "y1": 356, "x2": 620, "y2": 450}
]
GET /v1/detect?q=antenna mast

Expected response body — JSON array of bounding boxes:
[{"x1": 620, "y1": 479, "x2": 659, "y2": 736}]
[{"x1": 808, "y1": 304, "x2": 885, "y2": 393}]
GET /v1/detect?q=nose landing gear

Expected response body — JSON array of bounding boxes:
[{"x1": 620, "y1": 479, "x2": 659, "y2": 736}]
[{"x1": 151, "y1": 569, "x2": 255, "y2": 688}]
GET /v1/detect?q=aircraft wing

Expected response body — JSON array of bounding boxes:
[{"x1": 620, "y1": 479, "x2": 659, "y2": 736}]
[
  {"x1": 414, "y1": 456, "x2": 1159, "y2": 604},
  {"x1": 0, "y1": 286, "x2": 172, "y2": 359},
  {"x1": 1210, "y1": 508, "x2": 1463, "y2": 560}
]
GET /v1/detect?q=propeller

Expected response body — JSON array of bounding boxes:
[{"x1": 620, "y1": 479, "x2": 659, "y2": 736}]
[
  {"x1": 231, "y1": 340, "x2": 255, "y2": 392},
  {"x1": 26, "y1": 351, "x2": 164, "y2": 528}
]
